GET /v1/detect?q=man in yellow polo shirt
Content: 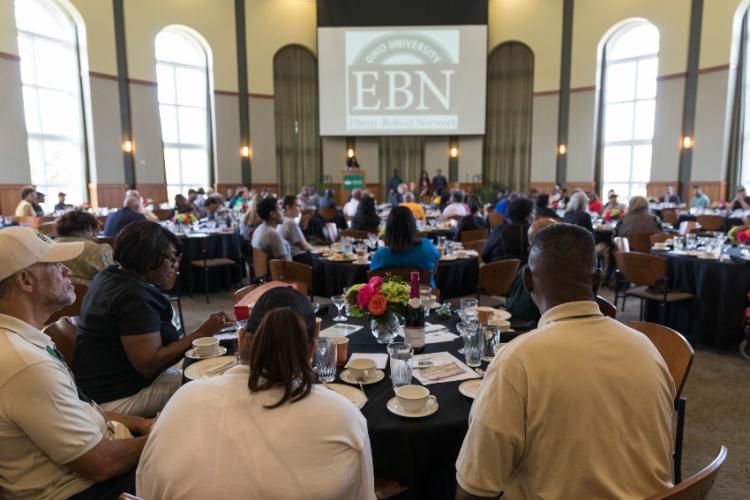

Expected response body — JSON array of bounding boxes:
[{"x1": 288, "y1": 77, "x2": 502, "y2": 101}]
[{"x1": 400, "y1": 192, "x2": 425, "y2": 220}]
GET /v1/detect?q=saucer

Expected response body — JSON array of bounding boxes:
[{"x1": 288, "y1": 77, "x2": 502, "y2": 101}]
[
  {"x1": 458, "y1": 379, "x2": 482, "y2": 399},
  {"x1": 340, "y1": 369, "x2": 385, "y2": 385},
  {"x1": 185, "y1": 355, "x2": 236, "y2": 380},
  {"x1": 386, "y1": 395, "x2": 438, "y2": 418},
  {"x1": 491, "y1": 309, "x2": 512, "y2": 321},
  {"x1": 185, "y1": 346, "x2": 228, "y2": 360},
  {"x1": 324, "y1": 383, "x2": 366, "y2": 410}
]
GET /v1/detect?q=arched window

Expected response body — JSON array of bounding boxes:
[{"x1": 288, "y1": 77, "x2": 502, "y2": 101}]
[
  {"x1": 598, "y1": 21, "x2": 659, "y2": 202},
  {"x1": 730, "y1": 7, "x2": 750, "y2": 194},
  {"x1": 15, "y1": 0, "x2": 87, "y2": 209},
  {"x1": 155, "y1": 27, "x2": 213, "y2": 202}
]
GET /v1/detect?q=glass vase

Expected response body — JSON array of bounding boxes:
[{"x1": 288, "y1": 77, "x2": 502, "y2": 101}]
[{"x1": 370, "y1": 312, "x2": 398, "y2": 344}]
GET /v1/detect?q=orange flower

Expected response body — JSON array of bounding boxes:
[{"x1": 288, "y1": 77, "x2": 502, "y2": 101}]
[{"x1": 367, "y1": 293, "x2": 388, "y2": 316}]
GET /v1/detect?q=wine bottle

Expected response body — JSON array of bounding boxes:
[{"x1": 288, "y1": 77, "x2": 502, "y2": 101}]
[{"x1": 404, "y1": 271, "x2": 426, "y2": 353}]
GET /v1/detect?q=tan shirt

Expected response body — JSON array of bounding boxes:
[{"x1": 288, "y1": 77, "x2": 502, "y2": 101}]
[
  {"x1": 456, "y1": 301, "x2": 675, "y2": 499},
  {"x1": 0, "y1": 314, "x2": 107, "y2": 500},
  {"x1": 14, "y1": 200, "x2": 33, "y2": 217}
]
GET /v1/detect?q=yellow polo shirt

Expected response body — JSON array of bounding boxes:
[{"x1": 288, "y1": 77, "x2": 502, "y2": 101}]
[{"x1": 399, "y1": 202, "x2": 425, "y2": 220}]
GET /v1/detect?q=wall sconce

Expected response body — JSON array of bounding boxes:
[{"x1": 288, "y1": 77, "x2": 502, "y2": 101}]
[
  {"x1": 449, "y1": 146, "x2": 459, "y2": 158},
  {"x1": 682, "y1": 136, "x2": 694, "y2": 149},
  {"x1": 241, "y1": 145, "x2": 252, "y2": 158},
  {"x1": 122, "y1": 140, "x2": 133, "y2": 153},
  {"x1": 347, "y1": 148, "x2": 355, "y2": 159},
  {"x1": 557, "y1": 144, "x2": 567, "y2": 155}
]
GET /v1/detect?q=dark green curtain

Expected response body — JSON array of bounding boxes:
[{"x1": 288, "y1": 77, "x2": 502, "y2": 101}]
[
  {"x1": 727, "y1": 11, "x2": 748, "y2": 195},
  {"x1": 273, "y1": 45, "x2": 321, "y2": 196},
  {"x1": 379, "y1": 137, "x2": 425, "y2": 196},
  {"x1": 483, "y1": 42, "x2": 534, "y2": 192}
]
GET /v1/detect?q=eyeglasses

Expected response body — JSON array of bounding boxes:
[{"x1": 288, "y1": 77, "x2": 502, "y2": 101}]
[{"x1": 161, "y1": 254, "x2": 180, "y2": 265}]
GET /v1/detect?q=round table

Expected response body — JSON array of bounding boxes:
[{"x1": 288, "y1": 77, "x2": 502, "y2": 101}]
[{"x1": 178, "y1": 231, "x2": 244, "y2": 291}]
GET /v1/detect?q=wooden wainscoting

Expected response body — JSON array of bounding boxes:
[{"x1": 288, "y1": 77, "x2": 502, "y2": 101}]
[
  {"x1": 215, "y1": 183, "x2": 280, "y2": 199},
  {"x1": 0, "y1": 184, "x2": 29, "y2": 215},
  {"x1": 528, "y1": 182, "x2": 557, "y2": 194},
  {"x1": 565, "y1": 181, "x2": 595, "y2": 193},
  {"x1": 136, "y1": 184, "x2": 168, "y2": 205},
  {"x1": 88, "y1": 183, "x2": 128, "y2": 209},
  {"x1": 646, "y1": 181, "x2": 679, "y2": 200}
]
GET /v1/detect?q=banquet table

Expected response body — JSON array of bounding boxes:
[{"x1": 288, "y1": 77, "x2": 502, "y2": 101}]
[
  {"x1": 648, "y1": 248, "x2": 750, "y2": 350},
  {"x1": 310, "y1": 254, "x2": 480, "y2": 300},
  {"x1": 178, "y1": 231, "x2": 244, "y2": 291}
]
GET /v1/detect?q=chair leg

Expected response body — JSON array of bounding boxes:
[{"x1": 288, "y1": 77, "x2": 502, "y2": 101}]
[
  {"x1": 674, "y1": 396, "x2": 686, "y2": 483},
  {"x1": 204, "y1": 267, "x2": 210, "y2": 304}
]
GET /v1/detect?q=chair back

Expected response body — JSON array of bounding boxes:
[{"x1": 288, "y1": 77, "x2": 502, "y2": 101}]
[
  {"x1": 627, "y1": 321, "x2": 694, "y2": 397},
  {"x1": 679, "y1": 221, "x2": 701, "y2": 235},
  {"x1": 319, "y1": 207, "x2": 338, "y2": 221},
  {"x1": 650, "y1": 232, "x2": 672, "y2": 245},
  {"x1": 38, "y1": 221, "x2": 58, "y2": 236},
  {"x1": 368, "y1": 268, "x2": 431, "y2": 286},
  {"x1": 269, "y1": 260, "x2": 312, "y2": 296},
  {"x1": 596, "y1": 295, "x2": 617, "y2": 319},
  {"x1": 478, "y1": 259, "x2": 520, "y2": 297},
  {"x1": 660, "y1": 209, "x2": 678, "y2": 225},
  {"x1": 463, "y1": 239, "x2": 486, "y2": 262},
  {"x1": 46, "y1": 283, "x2": 88, "y2": 325},
  {"x1": 95, "y1": 236, "x2": 116, "y2": 248},
  {"x1": 645, "y1": 446, "x2": 727, "y2": 500},
  {"x1": 627, "y1": 233, "x2": 654, "y2": 253},
  {"x1": 460, "y1": 228, "x2": 488, "y2": 243},
  {"x1": 696, "y1": 214, "x2": 724, "y2": 231},
  {"x1": 234, "y1": 284, "x2": 257, "y2": 302},
  {"x1": 487, "y1": 212, "x2": 505, "y2": 228},
  {"x1": 340, "y1": 229, "x2": 369, "y2": 240},
  {"x1": 152, "y1": 209, "x2": 173, "y2": 221},
  {"x1": 252, "y1": 248, "x2": 270, "y2": 281},
  {"x1": 614, "y1": 251, "x2": 666, "y2": 288},
  {"x1": 42, "y1": 317, "x2": 78, "y2": 365},
  {"x1": 613, "y1": 236, "x2": 630, "y2": 253}
]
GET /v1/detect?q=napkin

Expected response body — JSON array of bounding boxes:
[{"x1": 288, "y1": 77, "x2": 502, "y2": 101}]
[
  {"x1": 319, "y1": 323, "x2": 364, "y2": 338},
  {"x1": 345, "y1": 352, "x2": 388, "y2": 369},
  {"x1": 411, "y1": 352, "x2": 480, "y2": 386}
]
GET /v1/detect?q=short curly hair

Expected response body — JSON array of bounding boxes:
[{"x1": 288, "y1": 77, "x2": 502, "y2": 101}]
[
  {"x1": 256, "y1": 197, "x2": 279, "y2": 221},
  {"x1": 56, "y1": 210, "x2": 99, "y2": 237},
  {"x1": 113, "y1": 221, "x2": 182, "y2": 274}
]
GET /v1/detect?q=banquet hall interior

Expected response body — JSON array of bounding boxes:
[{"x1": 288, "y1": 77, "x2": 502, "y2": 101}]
[{"x1": 0, "y1": 0, "x2": 749, "y2": 499}]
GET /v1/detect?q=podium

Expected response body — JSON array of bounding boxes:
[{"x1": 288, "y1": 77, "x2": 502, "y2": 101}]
[{"x1": 342, "y1": 169, "x2": 365, "y2": 192}]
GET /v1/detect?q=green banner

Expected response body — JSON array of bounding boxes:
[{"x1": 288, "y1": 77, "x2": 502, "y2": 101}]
[{"x1": 343, "y1": 174, "x2": 365, "y2": 191}]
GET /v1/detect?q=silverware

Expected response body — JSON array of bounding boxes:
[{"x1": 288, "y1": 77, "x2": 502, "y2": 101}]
[
  {"x1": 205, "y1": 360, "x2": 235, "y2": 376},
  {"x1": 358, "y1": 381, "x2": 368, "y2": 403}
]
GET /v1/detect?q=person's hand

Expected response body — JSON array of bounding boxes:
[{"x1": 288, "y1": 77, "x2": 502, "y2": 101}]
[
  {"x1": 133, "y1": 417, "x2": 155, "y2": 435},
  {"x1": 196, "y1": 311, "x2": 233, "y2": 337}
]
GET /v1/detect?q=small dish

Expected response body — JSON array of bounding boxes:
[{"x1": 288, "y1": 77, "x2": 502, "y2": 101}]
[
  {"x1": 323, "y1": 382, "x2": 366, "y2": 409},
  {"x1": 184, "y1": 355, "x2": 236, "y2": 380},
  {"x1": 458, "y1": 379, "x2": 482, "y2": 399},
  {"x1": 185, "y1": 346, "x2": 228, "y2": 360},
  {"x1": 340, "y1": 369, "x2": 385, "y2": 385},
  {"x1": 386, "y1": 395, "x2": 438, "y2": 418}
]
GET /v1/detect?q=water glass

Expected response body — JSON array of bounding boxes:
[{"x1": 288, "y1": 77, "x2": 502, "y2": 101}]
[
  {"x1": 456, "y1": 320, "x2": 477, "y2": 355},
  {"x1": 459, "y1": 297, "x2": 479, "y2": 323},
  {"x1": 419, "y1": 286, "x2": 433, "y2": 314},
  {"x1": 464, "y1": 326, "x2": 485, "y2": 368},
  {"x1": 331, "y1": 294, "x2": 348, "y2": 322},
  {"x1": 313, "y1": 338, "x2": 337, "y2": 383},
  {"x1": 388, "y1": 342, "x2": 414, "y2": 390}
]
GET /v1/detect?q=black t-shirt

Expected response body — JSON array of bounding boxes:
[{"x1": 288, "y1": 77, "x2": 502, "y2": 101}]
[{"x1": 73, "y1": 265, "x2": 179, "y2": 403}]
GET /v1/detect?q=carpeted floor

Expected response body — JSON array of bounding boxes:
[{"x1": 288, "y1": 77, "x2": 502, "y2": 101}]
[{"x1": 179, "y1": 288, "x2": 749, "y2": 499}]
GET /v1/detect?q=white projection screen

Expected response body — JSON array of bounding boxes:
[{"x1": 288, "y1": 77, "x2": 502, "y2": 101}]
[{"x1": 318, "y1": 26, "x2": 487, "y2": 136}]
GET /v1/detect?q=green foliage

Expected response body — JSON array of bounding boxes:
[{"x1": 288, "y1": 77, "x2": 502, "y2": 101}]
[{"x1": 474, "y1": 183, "x2": 507, "y2": 205}]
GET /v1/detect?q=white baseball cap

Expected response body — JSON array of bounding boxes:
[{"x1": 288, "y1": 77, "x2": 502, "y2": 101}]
[{"x1": 0, "y1": 226, "x2": 84, "y2": 281}]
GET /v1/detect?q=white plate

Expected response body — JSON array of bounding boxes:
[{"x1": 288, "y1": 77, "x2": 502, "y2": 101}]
[
  {"x1": 458, "y1": 379, "x2": 482, "y2": 399},
  {"x1": 491, "y1": 309, "x2": 512, "y2": 321},
  {"x1": 440, "y1": 254, "x2": 458, "y2": 261},
  {"x1": 340, "y1": 369, "x2": 385, "y2": 385},
  {"x1": 387, "y1": 395, "x2": 438, "y2": 418},
  {"x1": 184, "y1": 356, "x2": 236, "y2": 380},
  {"x1": 185, "y1": 346, "x2": 228, "y2": 360},
  {"x1": 324, "y1": 383, "x2": 366, "y2": 410}
]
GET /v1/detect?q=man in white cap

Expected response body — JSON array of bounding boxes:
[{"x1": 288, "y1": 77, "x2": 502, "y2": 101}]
[{"x1": 0, "y1": 227, "x2": 150, "y2": 499}]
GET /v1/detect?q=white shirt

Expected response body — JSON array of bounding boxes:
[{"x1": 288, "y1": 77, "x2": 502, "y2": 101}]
[
  {"x1": 343, "y1": 199, "x2": 360, "y2": 217},
  {"x1": 441, "y1": 202, "x2": 468, "y2": 219},
  {"x1": 456, "y1": 301, "x2": 675, "y2": 499},
  {"x1": 137, "y1": 365, "x2": 376, "y2": 500}
]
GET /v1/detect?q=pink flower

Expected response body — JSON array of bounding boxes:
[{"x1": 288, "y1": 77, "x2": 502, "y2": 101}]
[
  {"x1": 738, "y1": 231, "x2": 749, "y2": 244},
  {"x1": 368, "y1": 276, "x2": 383, "y2": 291},
  {"x1": 357, "y1": 284, "x2": 374, "y2": 309}
]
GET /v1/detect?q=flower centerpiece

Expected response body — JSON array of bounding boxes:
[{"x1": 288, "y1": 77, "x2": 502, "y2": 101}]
[
  {"x1": 603, "y1": 207, "x2": 621, "y2": 222},
  {"x1": 174, "y1": 213, "x2": 198, "y2": 226},
  {"x1": 344, "y1": 276, "x2": 410, "y2": 343},
  {"x1": 728, "y1": 225, "x2": 750, "y2": 245}
]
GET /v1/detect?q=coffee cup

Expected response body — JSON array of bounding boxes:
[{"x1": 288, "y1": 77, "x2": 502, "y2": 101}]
[
  {"x1": 332, "y1": 336, "x2": 349, "y2": 368},
  {"x1": 395, "y1": 384, "x2": 431, "y2": 413},
  {"x1": 475, "y1": 306, "x2": 495, "y2": 325},
  {"x1": 192, "y1": 337, "x2": 220, "y2": 357},
  {"x1": 349, "y1": 357, "x2": 376, "y2": 381}
]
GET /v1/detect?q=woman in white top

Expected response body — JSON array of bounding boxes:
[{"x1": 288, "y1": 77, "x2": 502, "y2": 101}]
[{"x1": 136, "y1": 292, "x2": 376, "y2": 500}]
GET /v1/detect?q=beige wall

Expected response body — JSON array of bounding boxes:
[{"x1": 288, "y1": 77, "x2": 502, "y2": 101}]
[
  {"x1": 0, "y1": 0, "x2": 17, "y2": 55},
  {"x1": 68, "y1": 0, "x2": 117, "y2": 75}
]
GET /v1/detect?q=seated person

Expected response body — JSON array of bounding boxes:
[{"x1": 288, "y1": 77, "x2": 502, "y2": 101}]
[
  {"x1": 174, "y1": 194, "x2": 197, "y2": 216},
  {"x1": 279, "y1": 195, "x2": 314, "y2": 265},
  {"x1": 615, "y1": 195, "x2": 661, "y2": 238},
  {"x1": 456, "y1": 224, "x2": 675, "y2": 499},
  {"x1": 251, "y1": 197, "x2": 291, "y2": 261},
  {"x1": 562, "y1": 192, "x2": 593, "y2": 231},
  {"x1": 730, "y1": 186, "x2": 750, "y2": 211},
  {"x1": 660, "y1": 185, "x2": 681, "y2": 205},
  {"x1": 601, "y1": 191, "x2": 626, "y2": 219},
  {"x1": 388, "y1": 183, "x2": 407, "y2": 206},
  {"x1": 351, "y1": 196, "x2": 381, "y2": 234},
  {"x1": 343, "y1": 189, "x2": 362, "y2": 218},
  {"x1": 56, "y1": 209, "x2": 114, "y2": 285},
  {"x1": 74, "y1": 222, "x2": 232, "y2": 416},
  {"x1": 14, "y1": 187, "x2": 37, "y2": 217},
  {"x1": 453, "y1": 195, "x2": 488, "y2": 241},
  {"x1": 0, "y1": 227, "x2": 151, "y2": 499},
  {"x1": 534, "y1": 193, "x2": 560, "y2": 220},
  {"x1": 690, "y1": 185, "x2": 711, "y2": 209},
  {"x1": 370, "y1": 206, "x2": 440, "y2": 287},
  {"x1": 103, "y1": 195, "x2": 146, "y2": 237},
  {"x1": 318, "y1": 188, "x2": 337, "y2": 209},
  {"x1": 441, "y1": 190, "x2": 469, "y2": 219},
  {"x1": 400, "y1": 192, "x2": 426, "y2": 220},
  {"x1": 203, "y1": 195, "x2": 237, "y2": 228},
  {"x1": 137, "y1": 291, "x2": 375, "y2": 500},
  {"x1": 482, "y1": 197, "x2": 533, "y2": 263}
]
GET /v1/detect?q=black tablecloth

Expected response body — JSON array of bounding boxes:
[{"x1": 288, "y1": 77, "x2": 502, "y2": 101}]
[
  {"x1": 311, "y1": 255, "x2": 480, "y2": 300},
  {"x1": 179, "y1": 232, "x2": 244, "y2": 291},
  {"x1": 648, "y1": 249, "x2": 750, "y2": 350}
]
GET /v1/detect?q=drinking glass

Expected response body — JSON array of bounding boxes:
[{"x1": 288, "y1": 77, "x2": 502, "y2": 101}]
[
  {"x1": 313, "y1": 338, "x2": 337, "y2": 383},
  {"x1": 456, "y1": 320, "x2": 477, "y2": 355},
  {"x1": 419, "y1": 285, "x2": 433, "y2": 314},
  {"x1": 331, "y1": 295, "x2": 348, "y2": 321},
  {"x1": 367, "y1": 233, "x2": 379, "y2": 250},
  {"x1": 459, "y1": 297, "x2": 479, "y2": 323},
  {"x1": 388, "y1": 342, "x2": 414, "y2": 390},
  {"x1": 464, "y1": 326, "x2": 485, "y2": 368}
]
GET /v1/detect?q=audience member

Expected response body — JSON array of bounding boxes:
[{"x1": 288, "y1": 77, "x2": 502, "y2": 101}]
[
  {"x1": 32, "y1": 192, "x2": 46, "y2": 216},
  {"x1": 660, "y1": 185, "x2": 681, "y2": 205},
  {"x1": 418, "y1": 171, "x2": 432, "y2": 197},
  {"x1": 601, "y1": 191, "x2": 626, "y2": 219},
  {"x1": 0, "y1": 227, "x2": 150, "y2": 499},
  {"x1": 298, "y1": 186, "x2": 319, "y2": 211},
  {"x1": 432, "y1": 168, "x2": 448, "y2": 197},
  {"x1": 56, "y1": 210, "x2": 114, "y2": 285},
  {"x1": 54, "y1": 192, "x2": 72, "y2": 213},
  {"x1": 730, "y1": 186, "x2": 750, "y2": 211},
  {"x1": 441, "y1": 190, "x2": 469, "y2": 219},
  {"x1": 241, "y1": 193, "x2": 263, "y2": 240},
  {"x1": 318, "y1": 188, "x2": 337, "y2": 209},
  {"x1": 251, "y1": 197, "x2": 291, "y2": 261},
  {"x1": 343, "y1": 188, "x2": 363, "y2": 217},
  {"x1": 453, "y1": 194, "x2": 488, "y2": 241},
  {"x1": 74, "y1": 222, "x2": 232, "y2": 416},
  {"x1": 482, "y1": 197, "x2": 533, "y2": 263},
  {"x1": 351, "y1": 196, "x2": 381, "y2": 234},
  {"x1": 187, "y1": 189, "x2": 205, "y2": 217},
  {"x1": 174, "y1": 194, "x2": 197, "y2": 216},
  {"x1": 456, "y1": 224, "x2": 675, "y2": 499},
  {"x1": 14, "y1": 187, "x2": 37, "y2": 217},
  {"x1": 400, "y1": 192, "x2": 426, "y2": 220},
  {"x1": 279, "y1": 195, "x2": 314, "y2": 265},
  {"x1": 137, "y1": 292, "x2": 375, "y2": 499},
  {"x1": 690, "y1": 185, "x2": 711, "y2": 209},
  {"x1": 493, "y1": 191, "x2": 509, "y2": 218},
  {"x1": 102, "y1": 195, "x2": 147, "y2": 237},
  {"x1": 388, "y1": 183, "x2": 407, "y2": 206},
  {"x1": 615, "y1": 195, "x2": 661, "y2": 238},
  {"x1": 563, "y1": 192, "x2": 593, "y2": 231},
  {"x1": 587, "y1": 192, "x2": 603, "y2": 214},
  {"x1": 204, "y1": 196, "x2": 237, "y2": 228},
  {"x1": 387, "y1": 169, "x2": 402, "y2": 195},
  {"x1": 533, "y1": 194, "x2": 560, "y2": 220},
  {"x1": 370, "y1": 206, "x2": 440, "y2": 286}
]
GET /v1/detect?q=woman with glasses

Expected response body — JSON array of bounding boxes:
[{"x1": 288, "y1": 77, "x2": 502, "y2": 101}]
[{"x1": 73, "y1": 221, "x2": 232, "y2": 417}]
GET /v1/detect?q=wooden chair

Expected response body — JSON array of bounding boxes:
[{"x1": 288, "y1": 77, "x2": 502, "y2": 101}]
[
  {"x1": 38, "y1": 221, "x2": 58, "y2": 236},
  {"x1": 463, "y1": 239, "x2": 486, "y2": 263},
  {"x1": 46, "y1": 283, "x2": 87, "y2": 325},
  {"x1": 42, "y1": 316, "x2": 79, "y2": 365},
  {"x1": 678, "y1": 221, "x2": 700, "y2": 235},
  {"x1": 627, "y1": 233, "x2": 654, "y2": 253},
  {"x1": 460, "y1": 228, "x2": 488, "y2": 243},
  {"x1": 368, "y1": 268, "x2": 431, "y2": 286},
  {"x1": 152, "y1": 208, "x2": 173, "y2": 221},
  {"x1": 650, "y1": 232, "x2": 672, "y2": 245},
  {"x1": 696, "y1": 214, "x2": 724, "y2": 231},
  {"x1": 234, "y1": 284, "x2": 257, "y2": 302},
  {"x1": 487, "y1": 212, "x2": 505, "y2": 228},
  {"x1": 318, "y1": 207, "x2": 338, "y2": 221},
  {"x1": 613, "y1": 236, "x2": 630, "y2": 253},
  {"x1": 339, "y1": 229, "x2": 369, "y2": 240},
  {"x1": 252, "y1": 248, "x2": 270, "y2": 282},
  {"x1": 477, "y1": 259, "x2": 520, "y2": 304},
  {"x1": 615, "y1": 252, "x2": 694, "y2": 322},
  {"x1": 645, "y1": 446, "x2": 726, "y2": 499},
  {"x1": 95, "y1": 236, "x2": 115, "y2": 248},
  {"x1": 596, "y1": 295, "x2": 617, "y2": 319},
  {"x1": 269, "y1": 259, "x2": 312, "y2": 297},
  {"x1": 628, "y1": 321, "x2": 695, "y2": 482},
  {"x1": 660, "y1": 209, "x2": 678, "y2": 225},
  {"x1": 189, "y1": 238, "x2": 237, "y2": 304}
]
